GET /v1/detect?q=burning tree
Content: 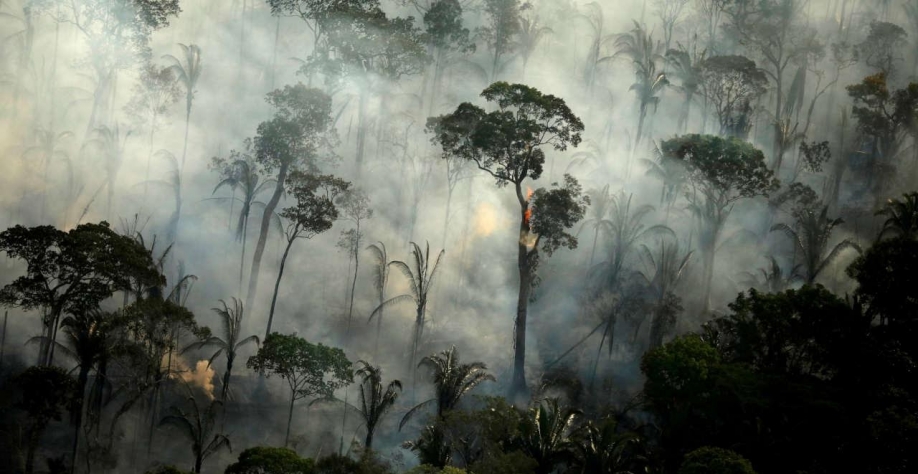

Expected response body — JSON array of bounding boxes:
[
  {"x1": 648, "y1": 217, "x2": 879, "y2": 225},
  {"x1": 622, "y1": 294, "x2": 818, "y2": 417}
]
[{"x1": 427, "y1": 82, "x2": 588, "y2": 397}]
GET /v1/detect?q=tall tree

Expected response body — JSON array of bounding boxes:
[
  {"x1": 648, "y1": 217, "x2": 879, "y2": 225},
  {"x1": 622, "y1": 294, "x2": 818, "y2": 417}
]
[
  {"x1": 209, "y1": 141, "x2": 278, "y2": 294},
  {"x1": 876, "y1": 192, "x2": 918, "y2": 240},
  {"x1": 335, "y1": 187, "x2": 372, "y2": 332},
  {"x1": 723, "y1": 0, "x2": 823, "y2": 171},
  {"x1": 366, "y1": 242, "x2": 392, "y2": 356},
  {"x1": 266, "y1": 171, "x2": 349, "y2": 339},
  {"x1": 182, "y1": 298, "x2": 260, "y2": 401},
  {"x1": 159, "y1": 395, "x2": 231, "y2": 473},
  {"x1": 247, "y1": 333, "x2": 353, "y2": 447},
  {"x1": 477, "y1": 0, "x2": 522, "y2": 82},
  {"x1": 770, "y1": 205, "x2": 861, "y2": 284},
  {"x1": 163, "y1": 43, "x2": 203, "y2": 179},
  {"x1": 654, "y1": 0, "x2": 690, "y2": 51},
  {"x1": 124, "y1": 63, "x2": 181, "y2": 200},
  {"x1": 846, "y1": 74, "x2": 918, "y2": 205},
  {"x1": 577, "y1": 2, "x2": 616, "y2": 95},
  {"x1": 246, "y1": 84, "x2": 335, "y2": 312},
  {"x1": 400, "y1": 345, "x2": 494, "y2": 428},
  {"x1": 699, "y1": 55, "x2": 768, "y2": 138},
  {"x1": 428, "y1": 82, "x2": 587, "y2": 396},
  {"x1": 352, "y1": 361, "x2": 402, "y2": 449},
  {"x1": 660, "y1": 135, "x2": 778, "y2": 313},
  {"x1": 858, "y1": 21, "x2": 907, "y2": 78},
  {"x1": 515, "y1": 14, "x2": 552, "y2": 79},
  {"x1": 369, "y1": 242, "x2": 444, "y2": 377},
  {"x1": 615, "y1": 22, "x2": 667, "y2": 151},
  {"x1": 302, "y1": 2, "x2": 429, "y2": 169},
  {"x1": 15, "y1": 366, "x2": 77, "y2": 474},
  {"x1": 0, "y1": 222, "x2": 161, "y2": 365},
  {"x1": 50, "y1": 0, "x2": 181, "y2": 134},
  {"x1": 665, "y1": 44, "x2": 706, "y2": 133},
  {"x1": 423, "y1": 0, "x2": 476, "y2": 115}
]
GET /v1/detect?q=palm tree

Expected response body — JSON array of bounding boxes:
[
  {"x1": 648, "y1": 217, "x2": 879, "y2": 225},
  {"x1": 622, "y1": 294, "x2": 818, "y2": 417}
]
[
  {"x1": 577, "y1": 2, "x2": 616, "y2": 95},
  {"x1": 159, "y1": 394, "x2": 231, "y2": 473},
  {"x1": 578, "y1": 185, "x2": 615, "y2": 267},
  {"x1": 569, "y1": 417, "x2": 645, "y2": 474},
  {"x1": 369, "y1": 242, "x2": 445, "y2": 376},
  {"x1": 594, "y1": 192, "x2": 674, "y2": 289},
  {"x1": 643, "y1": 145, "x2": 688, "y2": 217},
  {"x1": 163, "y1": 44, "x2": 202, "y2": 177},
  {"x1": 352, "y1": 361, "x2": 402, "y2": 449},
  {"x1": 146, "y1": 150, "x2": 183, "y2": 245},
  {"x1": 28, "y1": 309, "x2": 112, "y2": 470},
  {"x1": 366, "y1": 242, "x2": 392, "y2": 356},
  {"x1": 516, "y1": 15, "x2": 552, "y2": 79},
  {"x1": 210, "y1": 149, "x2": 277, "y2": 292},
  {"x1": 738, "y1": 255, "x2": 799, "y2": 293},
  {"x1": 400, "y1": 346, "x2": 494, "y2": 429},
  {"x1": 181, "y1": 298, "x2": 259, "y2": 401},
  {"x1": 771, "y1": 205, "x2": 862, "y2": 285},
  {"x1": 665, "y1": 43, "x2": 705, "y2": 133},
  {"x1": 518, "y1": 398, "x2": 581, "y2": 474},
  {"x1": 876, "y1": 192, "x2": 918, "y2": 240},
  {"x1": 20, "y1": 126, "x2": 73, "y2": 222},
  {"x1": 615, "y1": 22, "x2": 667, "y2": 151},
  {"x1": 639, "y1": 238, "x2": 693, "y2": 349},
  {"x1": 84, "y1": 124, "x2": 131, "y2": 219}
]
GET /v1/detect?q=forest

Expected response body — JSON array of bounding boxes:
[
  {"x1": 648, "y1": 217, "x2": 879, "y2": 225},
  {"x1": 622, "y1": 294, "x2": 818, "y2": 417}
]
[{"x1": 0, "y1": 0, "x2": 916, "y2": 473}]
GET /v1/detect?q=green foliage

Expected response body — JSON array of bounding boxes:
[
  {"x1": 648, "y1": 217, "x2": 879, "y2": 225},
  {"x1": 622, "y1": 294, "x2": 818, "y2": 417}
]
[
  {"x1": 313, "y1": 453, "x2": 392, "y2": 474},
  {"x1": 427, "y1": 82, "x2": 583, "y2": 187},
  {"x1": 661, "y1": 135, "x2": 778, "y2": 202},
  {"x1": 678, "y1": 447, "x2": 756, "y2": 474},
  {"x1": 144, "y1": 466, "x2": 194, "y2": 474},
  {"x1": 353, "y1": 361, "x2": 402, "y2": 449},
  {"x1": 876, "y1": 192, "x2": 918, "y2": 240},
  {"x1": 641, "y1": 335, "x2": 721, "y2": 411},
  {"x1": 282, "y1": 171, "x2": 350, "y2": 239},
  {"x1": 424, "y1": 0, "x2": 475, "y2": 54},
  {"x1": 255, "y1": 84, "x2": 335, "y2": 173},
  {"x1": 248, "y1": 333, "x2": 353, "y2": 400},
  {"x1": 159, "y1": 396, "x2": 231, "y2": 473},
  {"x1": 404, "y1": 466, "x2": 467, "y2": 474},
  {"x1": 847, "y1": 237, "x2": 918, "y2": 327},
  {"x1": 469, "y1": 450, "x2": 537, "y2": 474},
  {"x1": 858, "y1": 21, "x2": 908, "y2": 77},
  {"x1": 224, "y1": 447, "x2": 315, "y2": 474},
  {"x1": 15, "y1": 366, "x2": 77, "y2": 427},
  {"x1": 846, "y1": 74, "x2": 918, "y2": 162},
  {"x1": 530, "y1": 175, "x2": 589, "y2": 257},
  {"x1": 0, "y1": 221, "x2": 162, "y2": 316},
  {"x1": 699, "y1": 55, "x2": 768, "y2": 137},
  {"x1": 704, "y1": 286, "x2": 866, "y2": 376}
]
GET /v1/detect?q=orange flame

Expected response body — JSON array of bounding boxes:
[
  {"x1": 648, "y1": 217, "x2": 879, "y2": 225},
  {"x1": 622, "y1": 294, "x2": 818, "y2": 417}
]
[{"x1": 523, "y1": 187, "x2": 534, "y2": 227}]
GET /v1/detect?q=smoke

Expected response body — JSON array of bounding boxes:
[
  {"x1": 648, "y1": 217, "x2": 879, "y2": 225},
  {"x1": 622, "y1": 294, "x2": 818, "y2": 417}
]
[
  {"x1": 174, "y1": 359, "x2": 217, "y2": 401},
  {"x1": 0, "y1": 0, "x2": 911, "y2": 469}
]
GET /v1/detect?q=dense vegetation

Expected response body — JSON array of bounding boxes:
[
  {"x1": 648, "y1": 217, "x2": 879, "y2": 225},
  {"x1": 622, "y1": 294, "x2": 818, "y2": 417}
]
[{"x1": 0, "y1": 1, "x2": 917, "y2": 473}]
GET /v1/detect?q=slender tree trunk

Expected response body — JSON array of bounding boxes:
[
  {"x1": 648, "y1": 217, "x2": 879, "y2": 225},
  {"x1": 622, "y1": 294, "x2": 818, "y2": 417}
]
[
  {"x1": 70, "y1": 365, "x2": 90, "y2": 474},
  {"x1": 442, "y1": 183, "x2": 454, "y2": 250},
  {"x1": 239, "y1": 214, "x2": 248, "y2": 297},
  {"x1": 511, "y1": 184, "x2": 532, "y2": 398},
  {"x1": 222, "y1": 357, "x2": 234, "y2": 401},
  {"x1": 180, "y1": 107, "x2": 192, "y2": 177},
  {"x1": 365, "y1": 426, "x2": 374, "y2": 450},
  {"x1": 346, "y1": 244, "x2": 359, "y2": 333},
  {"x1": 589, "y1": 226, "x2": 600, "y2": 267},
  {"x1": 355, "y1": 89, "x2": 369, "y2": 172},
  {"x1": 266, "y1": 236, "x2": 295, "y2": 340},
  {"x1": 285, "y1": 392, "x2": 295, "y2": 447},
  {"x1": 194, "y1": 453, "x2": 202, "y2": 473},
  {"x1": 247, "y1": 163, "x2": 289, "y2": 312}
]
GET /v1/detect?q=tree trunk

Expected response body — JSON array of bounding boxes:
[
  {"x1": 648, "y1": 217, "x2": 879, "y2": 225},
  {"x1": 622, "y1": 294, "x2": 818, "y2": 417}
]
[
  {"x1": 222, "y1": 356, "x2": 234, "y2": 401},
  {"x1": 511, "y1": 184, "x2": 532, "y2": 398},
  {"x1": 194, "y1": 453, "x2": 203, "y2": 474},
  {"x1": 247, "y1": 162, "x2": 289, "y2": 312},
  {"x1": 285, "y1": 392, "x2": 295, "y2": 448},
  {"x1": 239, "y1": 213, "x2": 248, "y2": 296},
  {"x1": 355, "y1": 89, "x2": 369, "y2": 172},
  {"x1": 346, "y1": 244, "x2": 359, "y2": 333},
  {"x1": 266, "y1": 235, "x2": 295, "y2": 340},
  {"x1": 589, "y1": 226, "x2": 600, "y2": 267},
  {"x1": 365, "y1": 426, "x2": 374, "y2": 450}
]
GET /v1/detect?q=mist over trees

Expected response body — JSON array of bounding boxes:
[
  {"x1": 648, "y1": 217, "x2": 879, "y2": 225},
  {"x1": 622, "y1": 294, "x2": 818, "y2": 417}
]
[{"x1": 0, "y1": 1, "x2": 917, "y2": 473}]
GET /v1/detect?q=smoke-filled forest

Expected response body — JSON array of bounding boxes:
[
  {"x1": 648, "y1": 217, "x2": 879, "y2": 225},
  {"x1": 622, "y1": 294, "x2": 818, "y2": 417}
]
[{"x1": 1, "y1": 0, "x2": 917, "y2": 473}]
